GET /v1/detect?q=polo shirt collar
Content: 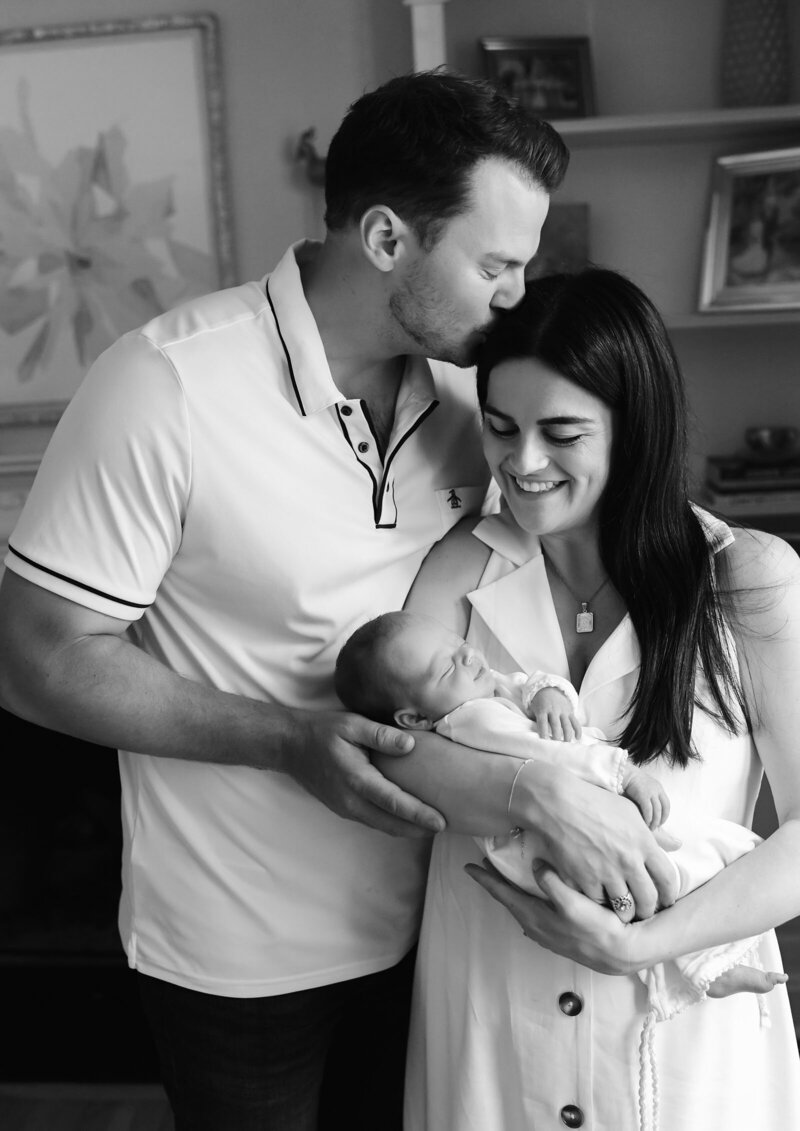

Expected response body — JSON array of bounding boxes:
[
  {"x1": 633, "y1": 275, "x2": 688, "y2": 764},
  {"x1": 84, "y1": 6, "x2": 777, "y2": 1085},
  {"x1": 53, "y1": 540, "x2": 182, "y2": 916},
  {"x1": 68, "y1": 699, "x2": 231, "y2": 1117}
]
[{"x1": 264, "y1": 240, "x2": 437, "y2": 417}]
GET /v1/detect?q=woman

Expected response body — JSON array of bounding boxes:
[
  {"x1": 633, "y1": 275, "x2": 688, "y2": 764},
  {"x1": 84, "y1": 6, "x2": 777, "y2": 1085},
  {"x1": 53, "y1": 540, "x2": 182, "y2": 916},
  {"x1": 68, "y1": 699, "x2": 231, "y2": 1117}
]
[{"x1": 381, "y1": 269, "x2": 800, "y2": 1129}]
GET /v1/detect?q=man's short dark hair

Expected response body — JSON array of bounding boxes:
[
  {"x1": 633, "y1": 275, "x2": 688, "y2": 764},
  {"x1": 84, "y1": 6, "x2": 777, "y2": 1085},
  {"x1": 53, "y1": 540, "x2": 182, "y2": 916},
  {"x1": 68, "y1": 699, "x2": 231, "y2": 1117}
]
[{"x1": 324, "y1": 68, "x2": 569, "y2": 247}]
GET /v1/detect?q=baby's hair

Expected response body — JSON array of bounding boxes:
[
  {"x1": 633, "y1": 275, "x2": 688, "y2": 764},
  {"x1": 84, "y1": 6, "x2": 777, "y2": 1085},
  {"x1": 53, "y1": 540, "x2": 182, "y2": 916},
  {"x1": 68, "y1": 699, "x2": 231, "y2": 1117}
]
[{"x1": 335, "y1": 611, "x2": 418, "y2": 723}]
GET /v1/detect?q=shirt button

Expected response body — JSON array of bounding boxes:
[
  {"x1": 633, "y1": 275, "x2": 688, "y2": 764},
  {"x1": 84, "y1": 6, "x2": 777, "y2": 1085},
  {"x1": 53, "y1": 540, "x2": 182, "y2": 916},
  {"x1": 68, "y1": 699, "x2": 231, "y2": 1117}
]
[
  {"x1": 560, "y1": 1105, "x2": 584, "y2": 1127},
  {"x1": 357, "y1": 441, "x2": 369, "y2": 453},
  {"x1": 340, "y1": 405, "x2": 353, "y2": 416},
  {"x1": 558, "y1": 991, "x2": 583, "y2": 1016}
]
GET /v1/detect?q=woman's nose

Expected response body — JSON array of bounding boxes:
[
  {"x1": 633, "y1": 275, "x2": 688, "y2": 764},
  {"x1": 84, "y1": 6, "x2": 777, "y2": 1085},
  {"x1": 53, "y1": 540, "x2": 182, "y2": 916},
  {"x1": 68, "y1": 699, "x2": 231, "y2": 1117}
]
[{"x1": 510, "y1": 433, "x2": 550, "y2": 473}]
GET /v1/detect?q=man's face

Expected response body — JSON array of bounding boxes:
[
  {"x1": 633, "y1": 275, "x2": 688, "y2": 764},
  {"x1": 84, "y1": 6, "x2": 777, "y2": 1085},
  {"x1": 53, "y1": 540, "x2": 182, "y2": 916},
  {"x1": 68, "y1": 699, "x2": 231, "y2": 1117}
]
[{"x1": 389, "y1": 159, "x2": 550, "y2": 367}]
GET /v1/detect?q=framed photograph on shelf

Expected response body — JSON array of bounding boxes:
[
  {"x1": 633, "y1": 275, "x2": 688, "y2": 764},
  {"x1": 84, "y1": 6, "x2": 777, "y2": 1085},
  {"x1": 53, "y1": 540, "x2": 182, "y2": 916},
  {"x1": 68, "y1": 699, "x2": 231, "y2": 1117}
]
[
  {"x1": 0, "y1": 13, "x2": 237, "y2": 437},
  {"x1": 525, "y1": 203, "x2": 590, "y2": 280},
  {"x1": 480, "y1": 36, "x2": 595, "y2": 120},
  {"x1": 698, "y1": 146, "x2": 800, "y2": 313}
]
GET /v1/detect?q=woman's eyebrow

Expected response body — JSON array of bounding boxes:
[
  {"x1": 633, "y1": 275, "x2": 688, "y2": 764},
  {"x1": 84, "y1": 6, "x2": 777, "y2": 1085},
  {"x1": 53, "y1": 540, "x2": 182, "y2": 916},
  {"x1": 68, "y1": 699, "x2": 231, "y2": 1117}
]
[{"x1": 484, "y1": 401, "x2": 594, "y2": 425}]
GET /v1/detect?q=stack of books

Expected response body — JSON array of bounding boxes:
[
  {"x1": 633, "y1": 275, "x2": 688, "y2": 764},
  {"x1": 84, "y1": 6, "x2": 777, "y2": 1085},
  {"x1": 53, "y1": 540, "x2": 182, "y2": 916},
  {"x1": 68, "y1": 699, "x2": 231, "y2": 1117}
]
[{"x1": 702, "y1": 452, "x2": 800, "y2": 520}]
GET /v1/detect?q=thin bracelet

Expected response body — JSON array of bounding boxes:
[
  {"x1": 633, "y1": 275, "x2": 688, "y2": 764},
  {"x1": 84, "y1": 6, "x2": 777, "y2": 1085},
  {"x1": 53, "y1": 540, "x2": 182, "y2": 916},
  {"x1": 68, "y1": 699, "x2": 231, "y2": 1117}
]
[{"x1": 507, "y1": 758, "x2": 535, "y2": 836}]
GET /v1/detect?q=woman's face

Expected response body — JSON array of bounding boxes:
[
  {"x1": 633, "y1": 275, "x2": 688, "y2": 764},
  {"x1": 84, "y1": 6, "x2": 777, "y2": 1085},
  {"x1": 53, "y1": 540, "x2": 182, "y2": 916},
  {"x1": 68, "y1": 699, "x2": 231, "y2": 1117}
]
[{"x1": 482, "y1": 357, "x2": 615, "y2": 537}]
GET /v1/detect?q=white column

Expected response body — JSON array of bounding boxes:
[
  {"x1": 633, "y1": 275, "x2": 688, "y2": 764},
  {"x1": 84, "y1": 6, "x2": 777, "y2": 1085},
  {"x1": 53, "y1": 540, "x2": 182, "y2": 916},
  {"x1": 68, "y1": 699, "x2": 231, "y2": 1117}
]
[{"x1": 403, "y1": 0, "x2": 451, "y2": 72}]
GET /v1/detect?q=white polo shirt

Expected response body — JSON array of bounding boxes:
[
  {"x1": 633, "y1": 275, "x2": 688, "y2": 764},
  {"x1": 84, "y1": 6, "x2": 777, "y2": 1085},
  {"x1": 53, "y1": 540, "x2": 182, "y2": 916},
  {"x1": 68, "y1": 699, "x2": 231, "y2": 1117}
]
[{"x1": 5, "y1": 241, "x2": 494, "y2": 996}]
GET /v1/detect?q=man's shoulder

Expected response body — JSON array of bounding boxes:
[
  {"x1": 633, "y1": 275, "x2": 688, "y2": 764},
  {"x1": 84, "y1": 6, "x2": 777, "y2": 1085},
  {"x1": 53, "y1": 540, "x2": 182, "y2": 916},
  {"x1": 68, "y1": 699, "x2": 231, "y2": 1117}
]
[{"x1": 137, "y1": 280, "x2": 272, "y2": 352}]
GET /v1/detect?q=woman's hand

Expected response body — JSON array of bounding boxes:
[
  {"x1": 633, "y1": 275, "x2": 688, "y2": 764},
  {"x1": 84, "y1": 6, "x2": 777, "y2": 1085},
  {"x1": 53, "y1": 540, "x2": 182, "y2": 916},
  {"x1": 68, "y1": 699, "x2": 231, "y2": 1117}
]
[
  {"x1": 510, "y1": 760, "x2": 680, "y2": 919},
  {"x1": 465, "y1": 858, "x2": 644, "y2": 975}
]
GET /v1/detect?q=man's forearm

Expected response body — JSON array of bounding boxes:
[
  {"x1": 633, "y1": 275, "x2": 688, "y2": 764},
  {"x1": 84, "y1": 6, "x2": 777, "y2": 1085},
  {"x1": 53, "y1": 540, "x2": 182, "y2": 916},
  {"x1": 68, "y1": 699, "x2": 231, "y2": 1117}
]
[{"x1": 2, "y1": 627, "x2": 294, "y2": 770}]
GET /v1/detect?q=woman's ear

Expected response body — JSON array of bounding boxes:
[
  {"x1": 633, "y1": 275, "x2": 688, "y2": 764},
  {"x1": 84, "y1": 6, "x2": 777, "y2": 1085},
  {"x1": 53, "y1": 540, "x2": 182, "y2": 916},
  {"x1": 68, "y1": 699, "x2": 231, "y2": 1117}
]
[
  {"x1": 360, "y1": 206, "x2": 413, "y2": 272},
  {"x1": 393, "y1": 707, "x2": 435, "y2": 731}
]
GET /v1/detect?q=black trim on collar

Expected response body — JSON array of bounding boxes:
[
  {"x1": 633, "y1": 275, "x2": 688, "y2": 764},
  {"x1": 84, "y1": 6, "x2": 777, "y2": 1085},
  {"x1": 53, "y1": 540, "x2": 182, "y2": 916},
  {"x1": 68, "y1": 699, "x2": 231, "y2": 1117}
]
[
  {"x1": 336, "y1": 399, "x2": 439, "y2": 528},
  {"x1": 265, "y1": 278, "x2": 305, "y2": 416},
  {"x1": 6, "y1": 545, "x2": 151, "y2": 609}
]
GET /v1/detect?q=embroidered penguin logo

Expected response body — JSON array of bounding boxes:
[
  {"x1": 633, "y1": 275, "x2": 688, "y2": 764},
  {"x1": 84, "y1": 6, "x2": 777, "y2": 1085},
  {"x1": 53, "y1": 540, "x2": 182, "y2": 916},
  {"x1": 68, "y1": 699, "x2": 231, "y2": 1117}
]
[{"x1": 447, "y1": 489, "x2": 462, "y2": 509}]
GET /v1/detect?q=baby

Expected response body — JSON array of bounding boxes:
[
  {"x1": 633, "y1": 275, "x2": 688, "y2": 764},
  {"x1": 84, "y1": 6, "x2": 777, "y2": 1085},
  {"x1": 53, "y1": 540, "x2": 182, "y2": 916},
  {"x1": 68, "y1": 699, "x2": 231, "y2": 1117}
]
[{"x1": 335, "y1": 610, "x2": 786, "y2": 1018}]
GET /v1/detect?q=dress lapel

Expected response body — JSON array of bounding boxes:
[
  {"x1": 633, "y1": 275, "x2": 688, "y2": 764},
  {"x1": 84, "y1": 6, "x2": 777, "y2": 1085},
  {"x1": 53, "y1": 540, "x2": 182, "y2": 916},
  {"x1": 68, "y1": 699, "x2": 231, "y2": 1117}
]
[{"x1": 467, "y1": 511, "x2": 640, "y2": 702}]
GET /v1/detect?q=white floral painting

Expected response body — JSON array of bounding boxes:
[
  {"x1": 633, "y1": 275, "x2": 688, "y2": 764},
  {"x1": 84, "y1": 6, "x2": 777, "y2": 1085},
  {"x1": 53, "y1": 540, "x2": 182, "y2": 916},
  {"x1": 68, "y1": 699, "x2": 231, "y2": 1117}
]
[{"x1": 0, "y1": 15, "x2": 236, "y2": 411}]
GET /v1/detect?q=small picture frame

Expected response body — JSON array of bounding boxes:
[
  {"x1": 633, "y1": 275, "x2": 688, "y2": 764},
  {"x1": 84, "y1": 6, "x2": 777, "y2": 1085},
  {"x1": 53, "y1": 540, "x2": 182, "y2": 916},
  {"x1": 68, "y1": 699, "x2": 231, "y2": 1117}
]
[
  {"x1": 698, "y1": 146, "x2": 800, "y2": 313},
  {"x1": 480, "y1": 36, "x2": 595, "y2": 120}
]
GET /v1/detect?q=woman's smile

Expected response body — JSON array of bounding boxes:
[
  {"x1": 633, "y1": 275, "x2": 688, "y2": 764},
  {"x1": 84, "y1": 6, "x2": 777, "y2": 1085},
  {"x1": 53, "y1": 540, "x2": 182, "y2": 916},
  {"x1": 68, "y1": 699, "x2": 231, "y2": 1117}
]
[
  {"x1": 509, "y1": 476, "x2": 564, "y2": 495},
  {"x1": 483, "y1": 357, "x2": 614, "y2": 535}
]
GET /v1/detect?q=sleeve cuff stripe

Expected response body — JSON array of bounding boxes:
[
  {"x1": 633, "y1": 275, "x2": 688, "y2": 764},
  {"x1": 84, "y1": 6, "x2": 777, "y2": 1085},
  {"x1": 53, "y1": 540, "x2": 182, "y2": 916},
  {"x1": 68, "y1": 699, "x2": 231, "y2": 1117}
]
[{"x1": 7, "y1": 544, "x2": 152, "y2": 610}]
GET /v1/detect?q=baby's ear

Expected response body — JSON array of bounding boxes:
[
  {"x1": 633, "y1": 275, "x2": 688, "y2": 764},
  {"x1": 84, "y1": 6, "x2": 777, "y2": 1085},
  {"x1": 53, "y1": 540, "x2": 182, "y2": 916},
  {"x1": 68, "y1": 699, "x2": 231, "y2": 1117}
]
[{"x1": 393, "y1": 707, "x2": 434, "y2": 731}]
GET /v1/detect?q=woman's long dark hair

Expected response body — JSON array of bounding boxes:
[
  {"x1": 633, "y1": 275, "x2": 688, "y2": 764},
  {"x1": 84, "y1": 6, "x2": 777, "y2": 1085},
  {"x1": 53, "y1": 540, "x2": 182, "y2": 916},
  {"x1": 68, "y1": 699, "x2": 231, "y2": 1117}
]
[{"x1": 476, "y1": 268, "x2": 749, "y2": 766}]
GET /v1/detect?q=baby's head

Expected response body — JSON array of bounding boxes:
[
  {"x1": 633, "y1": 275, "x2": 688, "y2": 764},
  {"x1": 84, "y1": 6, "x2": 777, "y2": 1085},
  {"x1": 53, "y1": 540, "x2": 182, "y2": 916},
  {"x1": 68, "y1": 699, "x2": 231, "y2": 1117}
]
[{"x1": 334, "y1": 610, "x2": 494, "y2": 730}]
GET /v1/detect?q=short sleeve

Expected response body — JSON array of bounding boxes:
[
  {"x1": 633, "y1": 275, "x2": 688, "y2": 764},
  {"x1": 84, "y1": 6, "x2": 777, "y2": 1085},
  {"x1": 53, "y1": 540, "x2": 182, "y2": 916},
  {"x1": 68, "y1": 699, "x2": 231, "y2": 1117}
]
[{"x1": 5, "y1": 330, "x2": 191, "y2": 620}]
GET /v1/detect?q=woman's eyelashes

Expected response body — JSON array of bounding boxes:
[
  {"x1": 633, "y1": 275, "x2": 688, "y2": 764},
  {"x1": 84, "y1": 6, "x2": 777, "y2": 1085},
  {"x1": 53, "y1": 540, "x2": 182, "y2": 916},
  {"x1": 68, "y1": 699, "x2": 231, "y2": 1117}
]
[{"x1": 485, "y1": 418, "x2": 583, "y2": 446}]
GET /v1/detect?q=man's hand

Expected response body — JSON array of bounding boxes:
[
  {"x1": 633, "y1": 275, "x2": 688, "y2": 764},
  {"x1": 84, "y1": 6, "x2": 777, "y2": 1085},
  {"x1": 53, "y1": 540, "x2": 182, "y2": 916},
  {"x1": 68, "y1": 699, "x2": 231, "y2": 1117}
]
[
  {"x1": 283, "y1": 708, "x2": 446, "y2": 837},
  {"x1": 510, "y1": 761, "x2": 681, "y2": 919}
]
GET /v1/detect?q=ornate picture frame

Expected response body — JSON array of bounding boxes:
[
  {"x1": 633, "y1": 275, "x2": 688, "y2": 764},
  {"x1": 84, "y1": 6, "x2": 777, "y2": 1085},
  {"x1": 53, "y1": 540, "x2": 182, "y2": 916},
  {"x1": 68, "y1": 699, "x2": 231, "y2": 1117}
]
[
  {"x1": 699, "y1": 146, "x2": 800, "y2": 313},
  {"x1": 0, "y1": 13, "x2": 236, "y2": 434}
]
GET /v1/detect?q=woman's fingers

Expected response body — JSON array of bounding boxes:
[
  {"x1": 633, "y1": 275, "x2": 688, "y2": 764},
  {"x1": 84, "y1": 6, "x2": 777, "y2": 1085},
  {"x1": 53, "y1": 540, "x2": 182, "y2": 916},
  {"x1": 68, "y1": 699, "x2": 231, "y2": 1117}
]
[{"x1": 604, "y1": 886, "x2": 636, "y2": 923}]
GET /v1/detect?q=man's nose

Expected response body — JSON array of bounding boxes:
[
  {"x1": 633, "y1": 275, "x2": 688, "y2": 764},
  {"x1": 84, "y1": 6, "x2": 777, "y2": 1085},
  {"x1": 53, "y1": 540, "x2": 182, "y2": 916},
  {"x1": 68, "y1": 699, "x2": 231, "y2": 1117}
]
[{"x1": 491, "y1": 267, "x2": 526, "y2": 311}]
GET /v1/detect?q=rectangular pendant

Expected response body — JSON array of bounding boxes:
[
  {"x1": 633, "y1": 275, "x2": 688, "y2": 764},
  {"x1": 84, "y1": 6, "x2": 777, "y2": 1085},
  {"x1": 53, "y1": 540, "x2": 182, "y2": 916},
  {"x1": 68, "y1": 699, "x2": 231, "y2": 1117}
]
[{"x1": 576, "y1": 607, "x2": 594, "y2": 633}]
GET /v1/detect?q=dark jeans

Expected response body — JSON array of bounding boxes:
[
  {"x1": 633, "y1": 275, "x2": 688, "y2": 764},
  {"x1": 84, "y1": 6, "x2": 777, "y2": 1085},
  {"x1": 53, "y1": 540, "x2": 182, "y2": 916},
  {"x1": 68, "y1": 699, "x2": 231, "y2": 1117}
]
[{"x1": 136, "y1": 947, "x2": 415, "y2": 1131}]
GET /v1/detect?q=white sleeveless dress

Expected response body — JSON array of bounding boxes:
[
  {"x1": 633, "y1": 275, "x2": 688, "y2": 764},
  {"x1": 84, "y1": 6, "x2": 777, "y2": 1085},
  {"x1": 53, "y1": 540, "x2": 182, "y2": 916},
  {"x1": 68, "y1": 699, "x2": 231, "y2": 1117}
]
[{"x1": 404, "y1": 511, "x2": 800, "y2": 1131}]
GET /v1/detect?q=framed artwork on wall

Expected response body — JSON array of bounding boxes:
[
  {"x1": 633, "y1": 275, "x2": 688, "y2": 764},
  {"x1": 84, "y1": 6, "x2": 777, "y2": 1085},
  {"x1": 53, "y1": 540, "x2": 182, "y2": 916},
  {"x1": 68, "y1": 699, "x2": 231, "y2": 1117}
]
[
  {"x1": 699, "y1": 146, "x2": 800, "y2": 313},
  {"x1": 0, "y1": 13, "x2": 236, "y2": 449},
  {"x1": 480, "y1": 36, "x2": 595, "y2": 120}
]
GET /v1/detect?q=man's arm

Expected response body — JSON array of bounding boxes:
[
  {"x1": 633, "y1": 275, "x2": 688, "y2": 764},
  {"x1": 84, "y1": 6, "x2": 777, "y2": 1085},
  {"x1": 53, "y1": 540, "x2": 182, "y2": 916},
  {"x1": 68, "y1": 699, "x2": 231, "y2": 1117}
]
[{"x1": 0, "y1": 571, "x2": 444, "y2": 837}]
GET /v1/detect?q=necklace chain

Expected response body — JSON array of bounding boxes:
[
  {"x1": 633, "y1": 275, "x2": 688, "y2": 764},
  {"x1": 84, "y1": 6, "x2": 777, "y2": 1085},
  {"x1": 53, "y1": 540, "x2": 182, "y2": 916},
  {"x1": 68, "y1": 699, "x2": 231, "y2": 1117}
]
[{"x1": 543, "y1": 553, "x2": 610, "y2": 635}]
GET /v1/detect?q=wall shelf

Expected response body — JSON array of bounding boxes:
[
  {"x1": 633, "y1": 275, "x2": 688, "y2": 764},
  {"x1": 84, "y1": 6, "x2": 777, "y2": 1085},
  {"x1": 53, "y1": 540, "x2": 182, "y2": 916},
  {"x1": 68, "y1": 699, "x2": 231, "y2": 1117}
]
[
  {"x1": 551, "y1": 103, "x2": 800, "y2": 327},
  {"x1": 554, "y1": 103, "x2": 800, "y2": 147}
]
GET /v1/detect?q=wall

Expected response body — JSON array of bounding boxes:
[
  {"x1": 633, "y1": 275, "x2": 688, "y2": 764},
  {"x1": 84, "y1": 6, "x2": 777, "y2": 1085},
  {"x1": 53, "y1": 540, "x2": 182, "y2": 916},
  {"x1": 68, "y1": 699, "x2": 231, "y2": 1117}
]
[
  {"x1": 448, "y1": 0, "x2": 800, "y2": 113},
  {"x1": 1, "y1": 0, "x2": 412, "y2": 278},
  {"x1": 448, "y1": 0, "x2": 800, "y2": 485},
  {"x1": 2, "y1": 0, "x2": 798, "y2": 483}
]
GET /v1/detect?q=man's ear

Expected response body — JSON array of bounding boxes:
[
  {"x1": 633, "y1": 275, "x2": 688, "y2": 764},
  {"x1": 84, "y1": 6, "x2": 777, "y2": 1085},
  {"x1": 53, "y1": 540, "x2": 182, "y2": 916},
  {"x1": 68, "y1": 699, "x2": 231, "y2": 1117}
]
[
  {"x1": 360, "y1": 206, "x2": 414, "y2": 273},
  {"x1": 393, "y1": 707, "x2": 434, "y2": 731}
]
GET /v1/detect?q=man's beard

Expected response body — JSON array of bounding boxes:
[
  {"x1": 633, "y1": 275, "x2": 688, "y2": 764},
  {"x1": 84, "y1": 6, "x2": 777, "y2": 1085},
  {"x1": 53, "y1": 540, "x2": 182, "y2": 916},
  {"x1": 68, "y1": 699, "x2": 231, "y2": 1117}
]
[{"x1": 389, "y1": 271, "x2": 488, "y2": 368}]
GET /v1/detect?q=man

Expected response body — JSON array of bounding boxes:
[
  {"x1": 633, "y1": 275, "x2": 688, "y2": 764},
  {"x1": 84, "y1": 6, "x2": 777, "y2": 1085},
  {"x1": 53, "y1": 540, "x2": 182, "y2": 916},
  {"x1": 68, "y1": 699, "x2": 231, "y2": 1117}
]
[{"x1": 0, "y1": 71, "x2": 566, "y2": 1129}]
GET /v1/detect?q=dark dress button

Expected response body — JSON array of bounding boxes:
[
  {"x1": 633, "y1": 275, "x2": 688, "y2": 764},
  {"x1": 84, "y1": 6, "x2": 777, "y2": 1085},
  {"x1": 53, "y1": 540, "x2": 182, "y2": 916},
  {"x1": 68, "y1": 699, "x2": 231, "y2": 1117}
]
[
  {"x1": 558, "y1": 991, "x2": 583, "y2": 1016},
  {"x1": 340, "y1": 405, "x2": 353, "y2": 416},
  {"x1": 357, "y1": 441, "x2": 369, "y2": 453},
  {"x1": 560, "y1": 1105, "x2": 584, "y2": 1127}
]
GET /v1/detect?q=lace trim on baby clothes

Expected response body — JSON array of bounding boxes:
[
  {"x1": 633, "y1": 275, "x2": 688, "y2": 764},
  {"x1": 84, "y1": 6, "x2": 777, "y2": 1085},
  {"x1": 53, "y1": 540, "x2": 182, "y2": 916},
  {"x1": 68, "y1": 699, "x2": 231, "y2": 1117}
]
[
  {"x1": 636, "y1": 938, "x2": 773, "y2": 1131},
  {"x1": 613, "y1": 749, "x2": 629, "y2": 795},
  {"x1": 521, "y1": 671, "x2": 580, "y2": 715}
]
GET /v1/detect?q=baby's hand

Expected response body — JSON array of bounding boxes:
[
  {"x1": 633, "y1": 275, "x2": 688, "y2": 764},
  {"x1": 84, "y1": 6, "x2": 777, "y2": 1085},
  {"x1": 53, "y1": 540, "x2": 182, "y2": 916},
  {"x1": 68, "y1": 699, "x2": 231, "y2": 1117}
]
[
  {"x1": 622, "y1": 767, "x2": 670, "y2": 829},
  {"x1": 529, "y1": 686, "x2": 581, "y2": 741}
]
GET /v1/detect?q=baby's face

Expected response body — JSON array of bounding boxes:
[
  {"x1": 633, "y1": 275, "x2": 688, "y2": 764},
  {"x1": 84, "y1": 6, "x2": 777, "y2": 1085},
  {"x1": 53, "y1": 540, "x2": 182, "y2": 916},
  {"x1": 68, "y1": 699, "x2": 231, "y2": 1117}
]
[{"x1": 390, "y1": 616, "x2": 495, "y2": 721}]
